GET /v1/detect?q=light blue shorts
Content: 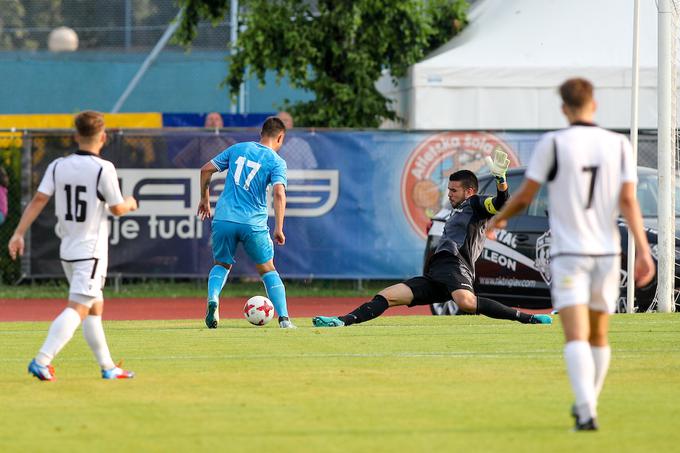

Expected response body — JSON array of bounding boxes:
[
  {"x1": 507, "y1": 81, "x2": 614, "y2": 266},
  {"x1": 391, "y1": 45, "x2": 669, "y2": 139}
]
[{"x1": 211, "y1": 220, "x2": 274, "y2": 265}]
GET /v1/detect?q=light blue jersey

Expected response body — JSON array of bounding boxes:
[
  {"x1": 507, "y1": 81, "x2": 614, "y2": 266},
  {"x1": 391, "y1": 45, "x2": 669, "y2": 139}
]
[{"x1": 210, "y1": 141, "x2": 287, "y2": 226}]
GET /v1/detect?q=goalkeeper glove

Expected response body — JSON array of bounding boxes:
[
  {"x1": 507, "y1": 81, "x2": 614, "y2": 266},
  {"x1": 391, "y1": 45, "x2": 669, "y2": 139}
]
[{"x1": 484, "y1": 147, "x2": 510, "y2": 184}]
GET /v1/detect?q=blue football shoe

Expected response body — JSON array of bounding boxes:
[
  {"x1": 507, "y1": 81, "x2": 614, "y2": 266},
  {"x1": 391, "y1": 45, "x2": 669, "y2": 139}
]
[
  {"x1": 312, "y1": 316, "x2": 345, "y2": 327},
  {"x1": 102, "y1": 363, "x2": 135, "y2": 380},
  {"x1": 28, "y1": 359, "x2": 56, "y2": 381},
  {"x1": 530, "y1": 314, "x2": 553, "y2": 324}
]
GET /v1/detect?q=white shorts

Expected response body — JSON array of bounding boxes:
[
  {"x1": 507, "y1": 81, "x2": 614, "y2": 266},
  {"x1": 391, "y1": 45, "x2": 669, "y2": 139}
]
[
  {"x1": 550, "y1": 255, "x2": 620, "y2": 313},
  {"x1": 61, "y1": 257, "x2": 107, "y2": 307}
]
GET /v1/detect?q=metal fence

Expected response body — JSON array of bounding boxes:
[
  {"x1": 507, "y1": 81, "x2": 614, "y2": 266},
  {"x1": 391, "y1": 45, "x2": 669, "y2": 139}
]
[
  {"x1": 0, "y1": 0, "x2": 232, "y2": 52},
  {"x1": 0, "y1": 128, "x2": 672, "y2": 284},
  {"x1": 0, "y1": 139, "x2": 22, "y2": 284}
]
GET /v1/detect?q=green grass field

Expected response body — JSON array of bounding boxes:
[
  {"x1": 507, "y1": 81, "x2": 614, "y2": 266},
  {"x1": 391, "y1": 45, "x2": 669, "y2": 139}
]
[{"x1": 1, "y1": 314, "x2": 679, "y2": 452}]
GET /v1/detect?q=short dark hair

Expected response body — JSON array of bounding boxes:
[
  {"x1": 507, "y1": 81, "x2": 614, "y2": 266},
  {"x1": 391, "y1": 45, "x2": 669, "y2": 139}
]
[
  {"x1": 559, "y1": 78, "x2": 594, "y2": 110},
  {"x1": 449, "y1": 169, "x2": 478, "y2": 191},
  {"x1": 74, "y1": 110, "x2": 105, "y2": 137},
  {"x1": 261, "y1": 116, "x2": 286, "y2": 138}
]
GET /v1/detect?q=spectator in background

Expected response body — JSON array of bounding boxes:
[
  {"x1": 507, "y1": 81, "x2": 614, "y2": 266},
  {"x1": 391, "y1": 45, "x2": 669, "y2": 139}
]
[
  {"x1": 275, "y1": 112, "x2": 319, "y2": 264},
  {"x1": 276, "y1": 111, "x2": 318, "y2": 170},
  {"x1": 0, "y1": 165, "x2": 8, "y2": 225},
  {"x1": 173, "y1": 112, "x2": 236, "y2": 168}
]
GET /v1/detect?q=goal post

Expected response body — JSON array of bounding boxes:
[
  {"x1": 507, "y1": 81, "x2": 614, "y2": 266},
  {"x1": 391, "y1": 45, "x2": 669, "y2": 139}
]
[
  {"x1": 626, "y1": 0, "x2": 641, "y2": 313},
  {"x1": 656, "y1": 0, "x2": 677, "y2": 313}
]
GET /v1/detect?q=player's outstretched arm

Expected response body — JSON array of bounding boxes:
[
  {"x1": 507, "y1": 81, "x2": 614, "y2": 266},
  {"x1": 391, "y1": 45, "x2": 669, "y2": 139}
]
[
  {"x1": 109, "y1": 196, "x2": 138, "y2": 217},
  {"x1": 619, "y1": 182, "x2": 655, "y2": 287},
  {"x1": 8, "y1": 191, "x2": 50, "y2": 260},
  {"x1": 486, "y1": 178, "x2": 541, "y2": 239},
  {"x1": 272, "y1": 183, "x2": 286, "y2": 245}
]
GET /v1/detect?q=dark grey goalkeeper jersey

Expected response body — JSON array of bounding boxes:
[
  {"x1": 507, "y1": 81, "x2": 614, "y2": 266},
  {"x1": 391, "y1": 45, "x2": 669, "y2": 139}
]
[{"x1": 434, "y1": 187, "x2": 509, "y2": 272}]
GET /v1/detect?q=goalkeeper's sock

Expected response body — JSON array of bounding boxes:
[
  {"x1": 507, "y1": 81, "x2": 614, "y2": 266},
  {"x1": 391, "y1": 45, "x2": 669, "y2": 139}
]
[
  {"x1": 207, "y1": 265, "x2": 230, "y2": 304},
  {"x1": 262, "y1": 271, "x2": 288, "y2": 318},
  {"x1": 476, "y1": 297, "x2": 533, "y2": 323},
  {"x1": 339, "y1": 295, "x2": 389, "y2": 326}
]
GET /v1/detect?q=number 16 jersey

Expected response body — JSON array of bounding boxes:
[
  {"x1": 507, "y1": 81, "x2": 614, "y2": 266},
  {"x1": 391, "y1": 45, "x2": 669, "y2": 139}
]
[
  {"x1": 525, "y1": 123, "x2": 637, "y2": 257},
  {"x1": 210, "y1": 142, "x2": 287, "y2": 227},
  {"x1": 37, "y1": 150, "x2": 125, "y2": 261}
]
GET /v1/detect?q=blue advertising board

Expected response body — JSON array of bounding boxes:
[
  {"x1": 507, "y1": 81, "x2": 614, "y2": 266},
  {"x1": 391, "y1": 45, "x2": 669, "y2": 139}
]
[{"x1": 27, "y1": 130, "x2": 543, "y2": 279}]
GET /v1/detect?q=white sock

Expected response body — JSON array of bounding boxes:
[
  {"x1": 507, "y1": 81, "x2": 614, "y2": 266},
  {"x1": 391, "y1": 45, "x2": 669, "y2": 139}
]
[
  {"x1": 564, "y1": 340, "x2": 597, "y2": 422},
  {"x1": 591, "y1": 345, "x2": 611, "y2": 398},
  {"x1": 35, "y1": 308, "x2": 82, "y2": 366},
  {"x1": 82, "y1": 315, "x2": 116, "y2": 370}
]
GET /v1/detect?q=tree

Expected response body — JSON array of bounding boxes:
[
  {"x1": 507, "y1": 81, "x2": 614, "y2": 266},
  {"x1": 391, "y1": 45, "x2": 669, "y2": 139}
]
[{"x1": 177, "y1": 0, "x2": 468, "y2": 127}]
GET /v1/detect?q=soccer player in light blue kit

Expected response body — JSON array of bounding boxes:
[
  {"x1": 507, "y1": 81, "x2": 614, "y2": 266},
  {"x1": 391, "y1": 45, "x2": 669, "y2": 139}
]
[{"x1": 197, "y1": 116, "x2": 295, "y2": 328}]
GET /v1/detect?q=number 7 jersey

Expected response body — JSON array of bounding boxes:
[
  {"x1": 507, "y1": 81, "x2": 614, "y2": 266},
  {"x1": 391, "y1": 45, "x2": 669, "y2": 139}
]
[
  {"x1": 525, "y1": 124, "x2": 637, "y2": 257},
  {"x1": 210, "y1": 141, "x2": 287, "y2": 227},
  {"x1": 37, "y1": 150, "x2": 125, "y2": 260}
]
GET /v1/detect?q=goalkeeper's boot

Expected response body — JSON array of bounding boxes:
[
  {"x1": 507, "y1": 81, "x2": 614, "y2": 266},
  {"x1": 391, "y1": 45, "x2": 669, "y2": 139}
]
[
  {"x1": 28, "y1": 359, "x2": 56, "y2": 381},
  {"x1": 102, "y1": 363, "x2": 135, "y2": 380},
  {"x1": 205, "y1": 300, "x2": 219, "y2": 329},
  {"x1": 529, "y1": 314, "x2": 552, "y2": 324},
  {"x1": 279, "y1": 316, "x2": 297, "y2": 329},
  {"x1": 312, "y1": 316, "x2": 345, "y2": 327}
]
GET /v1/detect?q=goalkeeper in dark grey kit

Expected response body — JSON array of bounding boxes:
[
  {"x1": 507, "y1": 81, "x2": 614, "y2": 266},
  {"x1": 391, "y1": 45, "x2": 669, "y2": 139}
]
[{"x1": 313, "y1": 149, "x2": 553, "y2": 327}]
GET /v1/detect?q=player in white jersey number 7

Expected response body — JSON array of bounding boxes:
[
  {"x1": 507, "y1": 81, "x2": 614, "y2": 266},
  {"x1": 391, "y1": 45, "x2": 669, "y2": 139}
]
[
  {"x1": 8, "y1": 111, "x2": 139, "y2": 381},
  {"x1": 487, "y1": 78, "x2": 655, "y2": 431}
]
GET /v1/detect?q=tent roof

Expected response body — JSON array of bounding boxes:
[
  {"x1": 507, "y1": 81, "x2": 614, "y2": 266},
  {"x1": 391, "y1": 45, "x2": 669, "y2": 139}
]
[{"x1": 413, "y1": 0, "x2": 660, "y2": 87}]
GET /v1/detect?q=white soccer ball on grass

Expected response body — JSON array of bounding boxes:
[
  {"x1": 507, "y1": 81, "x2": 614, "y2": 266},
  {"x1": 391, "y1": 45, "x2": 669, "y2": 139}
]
[{"x1": 243, "y1": 296, "x2": 275, "y2": 326}]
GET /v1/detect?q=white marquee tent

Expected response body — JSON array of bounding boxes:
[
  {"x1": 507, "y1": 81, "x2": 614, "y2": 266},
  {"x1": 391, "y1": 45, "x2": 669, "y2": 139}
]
[{"x1": 382, "y1": 0, "x2": 665, "y2": 130}]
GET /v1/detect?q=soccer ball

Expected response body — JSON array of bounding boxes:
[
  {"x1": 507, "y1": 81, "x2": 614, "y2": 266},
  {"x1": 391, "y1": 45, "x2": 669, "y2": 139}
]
[{"x1": 243, "y1": 296, "x2": 275, "y2": 326}]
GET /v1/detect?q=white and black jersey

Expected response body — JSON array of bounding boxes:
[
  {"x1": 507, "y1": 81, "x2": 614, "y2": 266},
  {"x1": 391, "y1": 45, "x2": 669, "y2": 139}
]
[
  {"x1": 526, "y1": 122, "x2": 636, "y2": 257},
  {"x1": 37, "y1": 150, "x2": 125, "y2": 261}
]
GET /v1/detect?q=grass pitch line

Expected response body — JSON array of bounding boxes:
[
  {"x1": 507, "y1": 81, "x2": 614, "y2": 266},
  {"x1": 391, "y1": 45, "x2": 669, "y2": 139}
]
[{"x1": 3, "y1": 348, "x2": 677, "y2": 364}]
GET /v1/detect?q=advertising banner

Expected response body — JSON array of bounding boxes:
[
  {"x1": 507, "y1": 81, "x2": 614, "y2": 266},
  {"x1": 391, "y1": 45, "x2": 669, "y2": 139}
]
[{"x1": 27, "y1": 130, "x2": 543, "y2": 279}]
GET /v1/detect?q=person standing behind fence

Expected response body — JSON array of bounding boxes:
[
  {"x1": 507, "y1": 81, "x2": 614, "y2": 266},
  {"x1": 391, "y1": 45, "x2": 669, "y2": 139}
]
[
  {"x1": 276, "y1": 111, "x2": 317, "y2": 170},
  {"x1": 486, "y1": 78, "x2": 655, "y2": 431},
  {"x1": 173, "y1": 112, "x2": 236, "y2": 168},
  {"x1": 8, "y1": 110, "x2": 139, "y2": 381},
  {"x1": 0, "y1": 165, "x2": 8, "y2": 225},
  {"x1": 197, "y1": 116, "x2": 296, "y2": 329}
]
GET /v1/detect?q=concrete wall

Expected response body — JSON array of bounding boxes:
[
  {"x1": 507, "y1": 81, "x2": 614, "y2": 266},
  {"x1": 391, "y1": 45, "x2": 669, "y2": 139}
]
[{"x1": 1, "y1": 50, "x2": 313, "y2": 114}]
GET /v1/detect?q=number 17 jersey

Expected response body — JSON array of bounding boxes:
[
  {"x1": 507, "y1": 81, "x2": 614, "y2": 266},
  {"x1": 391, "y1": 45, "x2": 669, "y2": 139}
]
[
  {"x1": 210, "y1": 141, "x2": 287, "y2": 227},
  {"x1": 525, "y1": 124, "x2": 637, "y2": 257}
]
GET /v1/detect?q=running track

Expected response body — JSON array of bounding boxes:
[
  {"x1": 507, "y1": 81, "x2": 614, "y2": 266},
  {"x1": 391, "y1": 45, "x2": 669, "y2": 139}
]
[{"x1": 0, "y1": 297, "x2": 433, "y2": 322}]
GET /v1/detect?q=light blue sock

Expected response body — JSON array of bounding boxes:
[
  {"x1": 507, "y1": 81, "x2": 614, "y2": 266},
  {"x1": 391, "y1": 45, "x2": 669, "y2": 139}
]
[
  {"x1": 207, "y1": 265, "x2": 229, "y2": 304},
  {"x1": 262, "y1": 270, "x2": 288, "y2": 317}
]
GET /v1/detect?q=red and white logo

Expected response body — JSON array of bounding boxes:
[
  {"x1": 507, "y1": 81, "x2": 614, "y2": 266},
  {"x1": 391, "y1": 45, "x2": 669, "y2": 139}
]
[{"x1": 401, "y1": 132, "x2": 520, "y2": 239}]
